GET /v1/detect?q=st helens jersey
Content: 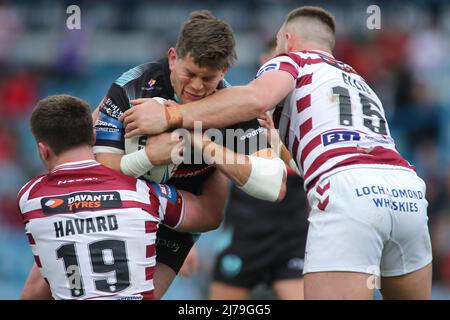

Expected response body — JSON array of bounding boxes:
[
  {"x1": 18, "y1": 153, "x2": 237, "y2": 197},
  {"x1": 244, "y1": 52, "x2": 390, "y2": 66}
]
[
  {"x1": 256, "y1": 50, "x2": 414, "y2": 191},
  {"x1": 17, "y1": 160, "x2": 185, "y2": 300}
]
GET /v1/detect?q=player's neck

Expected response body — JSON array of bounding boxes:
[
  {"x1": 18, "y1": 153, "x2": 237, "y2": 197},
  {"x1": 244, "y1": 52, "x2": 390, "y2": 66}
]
[
  {"x1": 49, "y1": 145, "x2": 96, "y2": 171},
  {"x1": 295, "y1": 42, "x2": 333, "y2": 56}
]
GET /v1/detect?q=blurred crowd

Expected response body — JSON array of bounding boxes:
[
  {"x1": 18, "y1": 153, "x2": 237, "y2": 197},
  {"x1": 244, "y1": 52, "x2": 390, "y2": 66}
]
[{"x1": 1, "y1": 0, "x2": 450, "y2": 299}]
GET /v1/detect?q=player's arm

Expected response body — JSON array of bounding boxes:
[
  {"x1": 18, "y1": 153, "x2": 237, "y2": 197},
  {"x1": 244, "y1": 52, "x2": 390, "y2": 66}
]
[
  {"x1": 96, "y1": 132, "x2": 181, "y2": 176},
  {"x1": 176, "y1": 169, "x2": 228, "y2": 232},
  {"x1": 153, "y1": 170, "x2": 227, "y2": 233},
  {"x1": 93, "y1": 84, "x2": 181, "y2": 178},
  {"x1": 180, "y1": 70, "x2": 295, "y2": 130},
  {"x1": 192, "y1": 134, "x2": 286, "y2": 202},
  {"x1": 258, "y1": 112, "x2": 301, "y2": 175},
  {"x1": 120, "y1": 70, "x2": 295, "y2": 137},
  {"x1": 21, "y1": 263, "x2": 52, "y2": 300}
]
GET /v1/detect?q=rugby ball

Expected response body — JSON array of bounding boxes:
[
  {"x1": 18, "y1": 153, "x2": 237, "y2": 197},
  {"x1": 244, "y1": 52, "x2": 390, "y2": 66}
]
[{"x1": 124, "y1": 97, "x2": 177, "y2": 183}]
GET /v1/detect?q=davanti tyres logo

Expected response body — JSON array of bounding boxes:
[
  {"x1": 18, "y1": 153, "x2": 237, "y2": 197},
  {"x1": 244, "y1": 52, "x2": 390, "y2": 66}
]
[{"x1": 44, "y1": 198, "x2": 65, "y2": 208}]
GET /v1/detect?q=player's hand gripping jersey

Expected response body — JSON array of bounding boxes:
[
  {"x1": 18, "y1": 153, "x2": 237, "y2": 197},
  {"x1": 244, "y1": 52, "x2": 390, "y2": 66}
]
[
  {"x1": 257, "y1": 50, "x2": 414, "y2": 191},
  {"x1": 17, "y1": 160, "x2": 184, "y2": 300}
]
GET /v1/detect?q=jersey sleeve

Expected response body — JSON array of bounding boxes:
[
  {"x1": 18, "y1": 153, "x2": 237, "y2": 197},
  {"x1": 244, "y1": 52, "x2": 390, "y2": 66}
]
[
  {"x1": 93, "y1": 83, "x2": 130, "y2": 154},
  {"x1": 224, "y1": 119, "x2": 270, "y2": 156},
  {"x1": 150, "y1": 182, "x2": 185, "y2": 229},
  {"x1": 255, "y1": 53, "x2": 302, "y2": 79}
]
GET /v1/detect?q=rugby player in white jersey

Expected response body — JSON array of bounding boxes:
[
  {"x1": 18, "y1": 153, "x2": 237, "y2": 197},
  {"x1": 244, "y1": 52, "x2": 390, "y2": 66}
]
[
  {"x1": 120, "y1": 6, "x2": 433, "y2": 299},
  {"x1": 18, "y1": 95, "x2": 235, "y2": 300}
]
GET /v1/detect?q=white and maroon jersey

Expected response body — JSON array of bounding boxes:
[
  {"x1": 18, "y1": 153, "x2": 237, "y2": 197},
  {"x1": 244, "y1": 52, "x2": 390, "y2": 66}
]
[
  {"x1": 256, "y1": 50, "x2": 414, "y2": 192},
  {"x1": 17, "y1": 160, "x2": 185, "y2": 300}
]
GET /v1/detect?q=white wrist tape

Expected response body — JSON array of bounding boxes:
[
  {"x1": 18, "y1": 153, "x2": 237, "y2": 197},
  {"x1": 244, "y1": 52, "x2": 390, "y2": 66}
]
[
  {"x1": 238, "y1": 156, "x2": 286, "y2": 202},
  {"x1": 120, "y1": 148, "x2": 154, "y2": 178}
]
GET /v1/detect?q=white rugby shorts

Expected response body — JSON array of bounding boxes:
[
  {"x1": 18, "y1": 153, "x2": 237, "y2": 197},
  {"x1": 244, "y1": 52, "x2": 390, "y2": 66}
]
[{"x1": 303, "y1": 166, "x2": 432, "y2": 277}]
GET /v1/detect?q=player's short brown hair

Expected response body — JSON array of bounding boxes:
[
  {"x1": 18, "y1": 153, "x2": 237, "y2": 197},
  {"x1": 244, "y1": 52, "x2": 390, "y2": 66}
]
[
  {"x1": 286, "y1": 6, "x2": 335, "y2": 34},
  {"x1": 175, "y1": 10, "x2": 237, "y2": 69},
  {"x1": 30, "y1": 95, "x2": 93, "y2": 155}
]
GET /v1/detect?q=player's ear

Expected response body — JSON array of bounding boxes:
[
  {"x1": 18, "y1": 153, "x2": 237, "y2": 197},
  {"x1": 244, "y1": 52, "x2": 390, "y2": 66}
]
[
  {"x1": 220, "y1": 67, "x2": 228, "y2": 79},
  {"x1": 286, "y1": 32, "x2": 294, "y2": 52},
  {"x1": 167, "y1": 48, "x2": 177, "y2": 71},
  {"x1": 37, "y1": 142, "x2": 50, "y2": 162}
]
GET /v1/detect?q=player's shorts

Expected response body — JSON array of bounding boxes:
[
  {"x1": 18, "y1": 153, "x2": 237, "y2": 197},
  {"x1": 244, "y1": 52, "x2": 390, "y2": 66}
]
[
  {"x1": 303, "y1": 166, "x2": 432, "y2": 277},
  {"x1": 155, "y1": 224, "x2": 199, "y2": 274},
  {"x1": 212, "y1": 224, "x2": 305, "y2": 289}
]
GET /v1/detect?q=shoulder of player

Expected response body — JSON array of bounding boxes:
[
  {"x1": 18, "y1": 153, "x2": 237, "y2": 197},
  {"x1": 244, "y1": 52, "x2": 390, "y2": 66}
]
[
  {"x1": 17, "y1": 174, "x2": 47, "y2": 209},
  {"x1": 273, "y1": 51, "x2": 325, "y2": 66},
  {"x1": 114, "y1": 58, "x2": 174, "y2": 100},
  {"x1": 114, "y1": 61, "x2": 162, "y2": 87}
]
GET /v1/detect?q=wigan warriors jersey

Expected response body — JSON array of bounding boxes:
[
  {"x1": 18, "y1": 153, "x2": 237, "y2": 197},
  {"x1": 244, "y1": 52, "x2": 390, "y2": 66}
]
[
  {"x1": 256, "y1": 50, "x2": 414, "y2": 191},
  {"x1": 17, "y1": 160, "x2": 184, "y2": 300}
]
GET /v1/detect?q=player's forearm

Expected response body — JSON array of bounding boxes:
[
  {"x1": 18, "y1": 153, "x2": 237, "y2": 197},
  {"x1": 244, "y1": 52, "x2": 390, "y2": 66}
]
[
  {"x1": 95, "y1": 147, "x2": 159, "y2": 178},
  {"x1": 203, "y1": 143, "x2": 287, "y2": 202},
  {"x1": 202, "y1": 141, "x2": 251, "y2": 187},
  {"x1": 179, "y1": 86, "x2": 267, "y2": 129},
  {"x1": 175, "y1": 71, "x2": 294, "y2": 130}
]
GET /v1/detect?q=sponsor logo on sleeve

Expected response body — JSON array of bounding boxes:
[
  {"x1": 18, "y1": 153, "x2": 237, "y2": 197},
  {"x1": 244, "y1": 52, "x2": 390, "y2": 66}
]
[
  {"x1": 152, "y1": 183, "x2": 178, "y2": 203},
  {"x1": 256, "y1": 62, "x2": 280, "y2": 78},
  {"x1": 141, "y1": 79, "x2": 157, "y2": 91},
  {"x1": 101, "y1": 97, "x2": 123, "y2": 119}
]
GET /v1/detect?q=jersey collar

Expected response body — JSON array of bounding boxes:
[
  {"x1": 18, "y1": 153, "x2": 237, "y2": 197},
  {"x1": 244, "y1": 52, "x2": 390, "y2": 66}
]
[{"x1": 52, "y1": 160, "x2": 100, "y2": 173}]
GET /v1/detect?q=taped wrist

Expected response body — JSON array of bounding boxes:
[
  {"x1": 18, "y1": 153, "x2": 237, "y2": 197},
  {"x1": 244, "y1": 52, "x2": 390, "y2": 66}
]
[
  {"x1": 238, "y1": 156, "x2": 286, "y2": 202},
  {"x1": 280, "y1": 144, "x2": 301, "y2": 175},
  {"x1": 165, "y1": 106, "x2": 183, "y2": 129},
  {"x1": 120, "y1": 148, "x2": 153, "y2": 178}
]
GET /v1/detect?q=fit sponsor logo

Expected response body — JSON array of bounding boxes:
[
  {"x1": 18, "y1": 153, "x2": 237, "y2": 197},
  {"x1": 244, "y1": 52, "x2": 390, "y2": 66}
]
[
  {"x1": 322, "y1": 130, "x2": 361, "y2": 146},
  {"x1": 41, "y1": 191, "x2": 122, "y2": 214}
]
